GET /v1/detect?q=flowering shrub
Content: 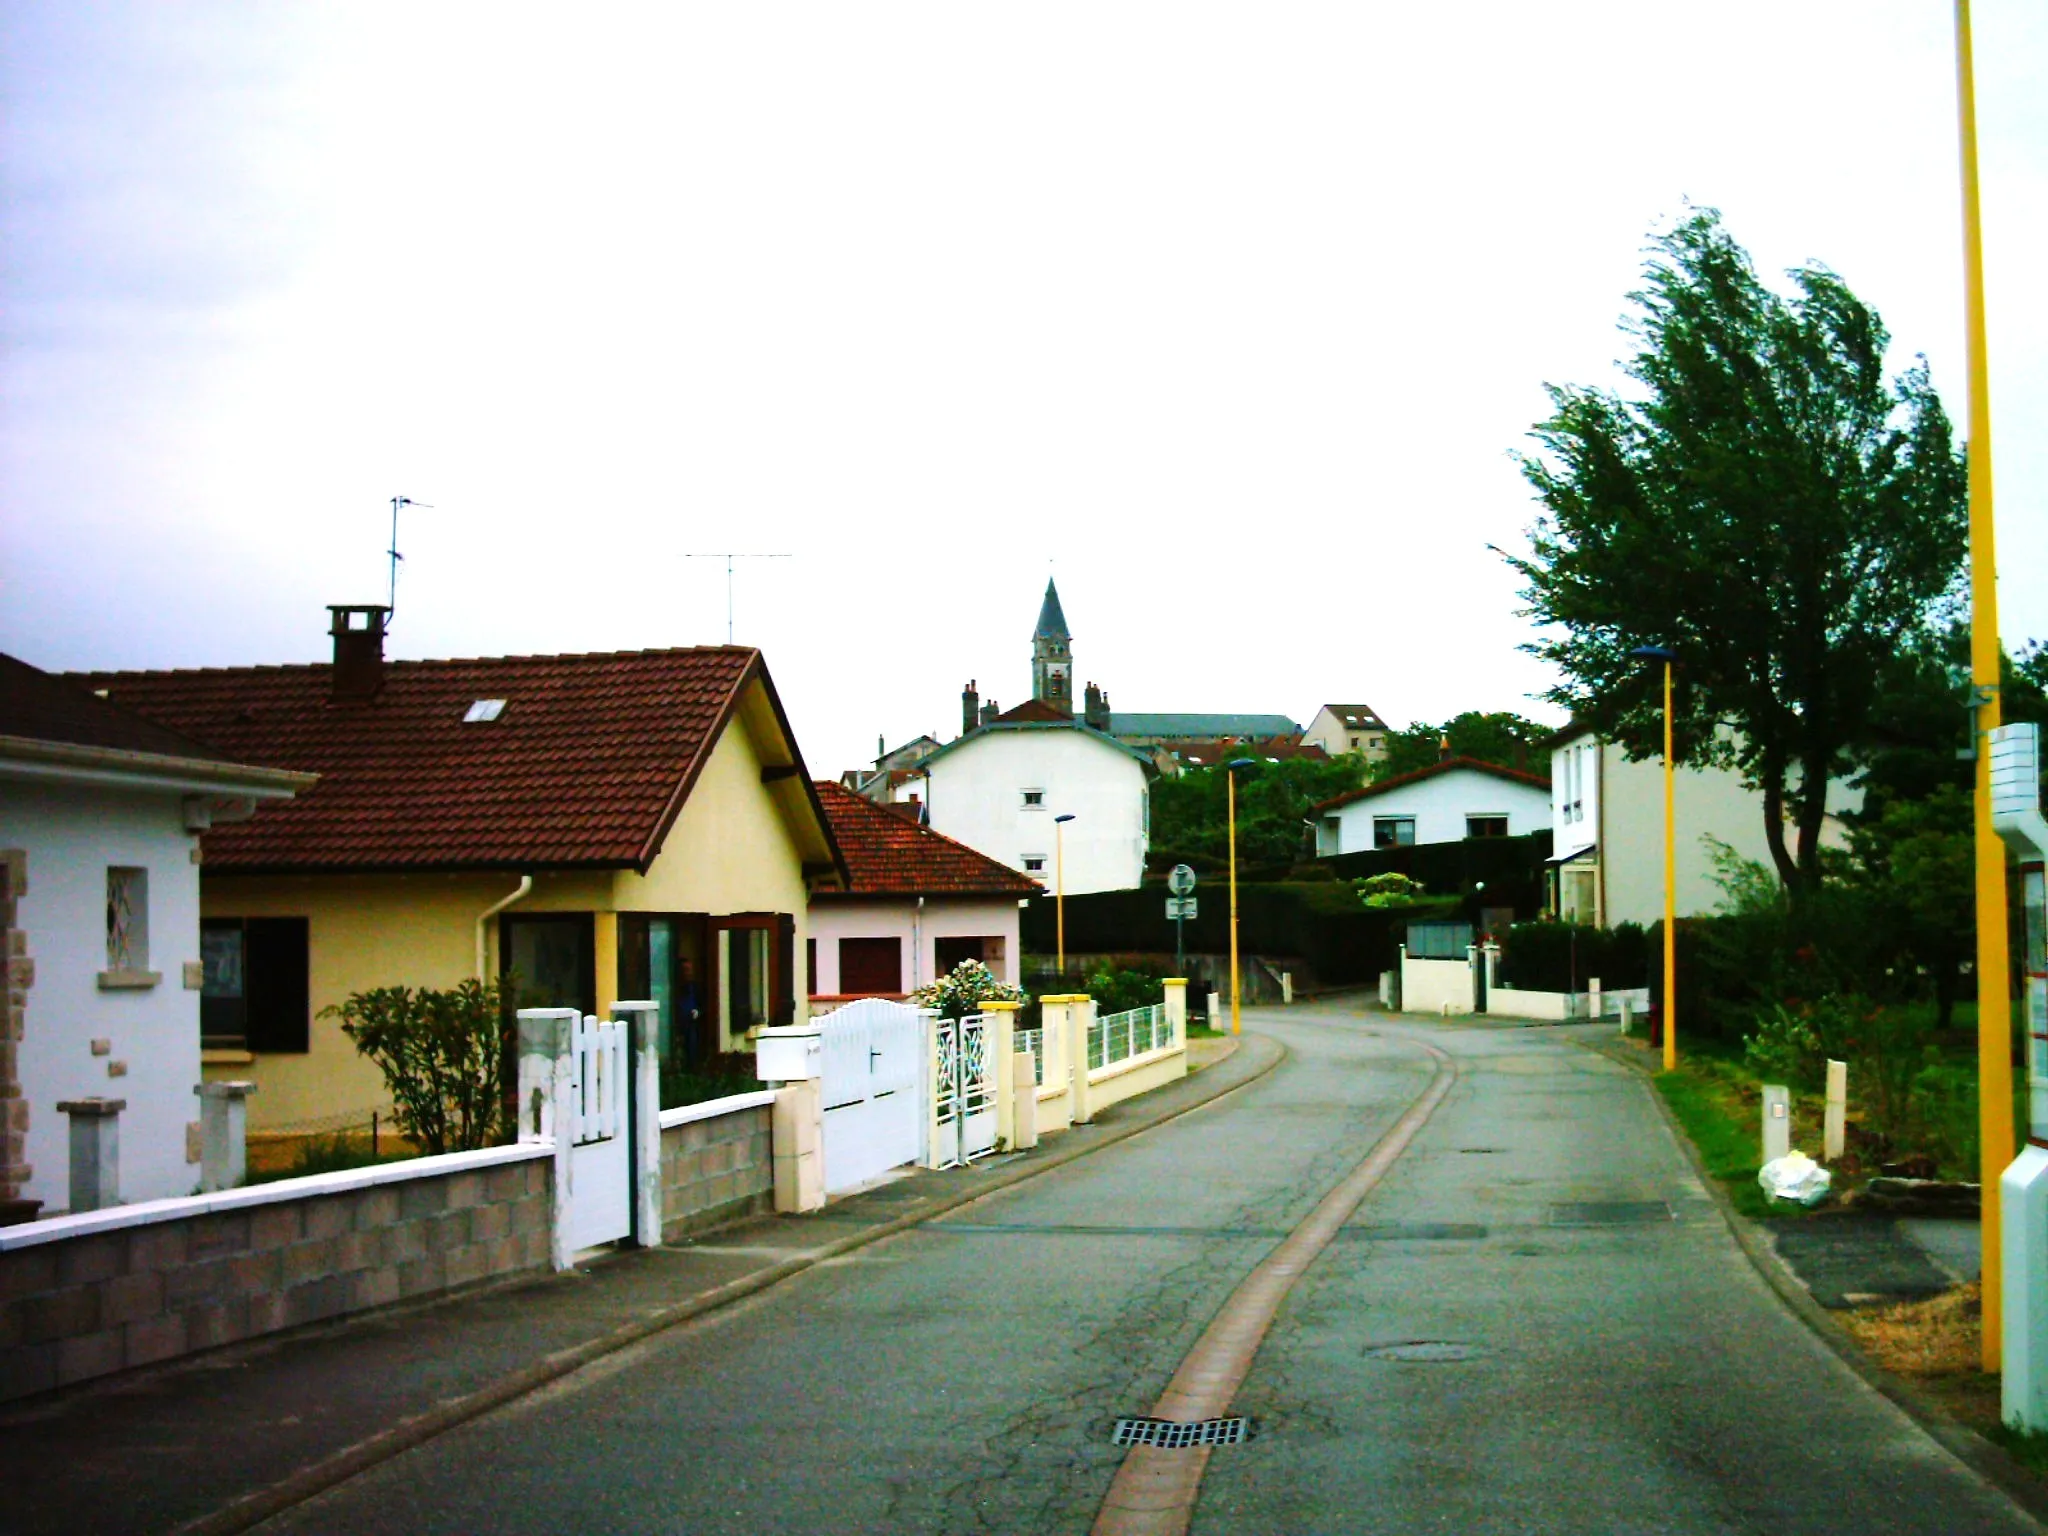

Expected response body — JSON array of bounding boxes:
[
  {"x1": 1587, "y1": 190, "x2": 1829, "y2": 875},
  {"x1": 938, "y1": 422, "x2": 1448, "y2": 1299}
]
[
  {"x1": 1355, "y1": 872, "x2": 1430, "y2": 909},
  {"x1": 910, "y1": 958, "x2": 1026, "y2": 1019}
]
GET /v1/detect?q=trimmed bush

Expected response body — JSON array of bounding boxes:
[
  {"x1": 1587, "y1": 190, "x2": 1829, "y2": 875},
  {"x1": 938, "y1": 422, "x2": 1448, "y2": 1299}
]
[
  {"x1": 1021, "y1": 883, "x2": 1403, "y2": 983},
  {"x1": 1497, "y1": 922, "x2": 1649, "y2": 993}
]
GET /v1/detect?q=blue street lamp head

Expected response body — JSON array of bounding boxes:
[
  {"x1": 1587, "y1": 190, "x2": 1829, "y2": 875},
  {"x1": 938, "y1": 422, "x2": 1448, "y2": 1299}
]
[
  {"x1": 1054, "y1": 813, "x2": 1076, "y2": 823},
  {"x1": 1227, "y1": 757, "x2": 1258, "y2": 771},
  {"x1": 1629, "y1": 645, "x2": 1678, "y2": 664}
]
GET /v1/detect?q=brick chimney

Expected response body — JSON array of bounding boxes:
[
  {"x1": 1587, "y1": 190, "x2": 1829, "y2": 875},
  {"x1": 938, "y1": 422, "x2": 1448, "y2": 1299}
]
[
  {"x1": 328, "y1": 605, "x2": 390, "y2": 702},
  {"x1": 1083, "y1": 682, "x2": 1111, "y2": 732},
  {"x1": 962, "y1": 680, "x2": 979, "y2": 737}
]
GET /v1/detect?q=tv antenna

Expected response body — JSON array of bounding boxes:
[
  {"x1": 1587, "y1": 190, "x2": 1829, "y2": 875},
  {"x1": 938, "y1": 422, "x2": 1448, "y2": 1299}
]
[
  {"x1": 684, "y1": 553, "x2": 791, "y2": 644},
  {"x1": 387, "y1": 495, "x2": 432, "y2": 618}
]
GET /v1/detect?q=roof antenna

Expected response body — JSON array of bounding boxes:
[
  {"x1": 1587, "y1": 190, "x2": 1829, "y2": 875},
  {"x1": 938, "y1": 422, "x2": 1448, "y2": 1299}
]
[
  {"x1": 388, "y1": 496, "x2": 432, "y2": 619},
  {"x1": 683, "y1": 553, "x2": 792, "y2": 644}
]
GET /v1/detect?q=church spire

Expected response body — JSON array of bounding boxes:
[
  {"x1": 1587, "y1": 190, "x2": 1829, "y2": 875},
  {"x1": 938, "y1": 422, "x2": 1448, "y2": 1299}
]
[{"x1": 1031, "y1": 579, "x2": 1074, "y2": 715}]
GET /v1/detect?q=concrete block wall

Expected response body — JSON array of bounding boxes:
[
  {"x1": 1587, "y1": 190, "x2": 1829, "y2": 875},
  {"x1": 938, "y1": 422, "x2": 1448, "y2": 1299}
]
[
  {"x1": 0, "y1": 1152, "x2": 551, "y2": 1402},
  {"x1": 659, "y1": 1104, "x2": 773, "y2": 1242}
]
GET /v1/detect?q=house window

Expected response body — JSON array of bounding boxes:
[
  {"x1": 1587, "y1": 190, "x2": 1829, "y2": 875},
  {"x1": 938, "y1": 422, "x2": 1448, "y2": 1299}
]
[
  {"x1": 1372, "y1": 818, "x2": 1415, "y2": 849},
  {"x1": 1022, "y1": 855, "x2": 1047, "y2": 873},
  {"x1": 200, "y1": 917, "x2": 310, "y2": 1051},
  {"x1": 934, "y1": 935, "x2": 1001, "y2": 978},
  {"x1": 106, "y1": 867, "x2": 149, "y2": 972},
  {"x1": 838, "y1": 937, "x2": 902, "y2": 995},
  {"x1": 1466, "y1": 815, "x2": 1509, "y2": 839},
  {"x1": 1021, "y1": 788, "x2": 1045, "y2": 809},
  {"x1": 502, "y1": 914, "x2": 597, "y2": 1015}
]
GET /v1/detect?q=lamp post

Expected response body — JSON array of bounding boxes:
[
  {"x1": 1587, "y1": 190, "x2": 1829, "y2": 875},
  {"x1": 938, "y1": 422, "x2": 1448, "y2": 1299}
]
[
  {"x1": 1955, "y1": 0, "x2": 2014, "y2": 1372},
  {"x1": 1054, "y1": 813, "x2": 1076, "y2": 977},
  {"x1": 1227, "y1": 759, "x2": 1257, "y2": 1036},
  {"x1": 1631, "y1": 645, "x2": 1679, "y2": 1071}
]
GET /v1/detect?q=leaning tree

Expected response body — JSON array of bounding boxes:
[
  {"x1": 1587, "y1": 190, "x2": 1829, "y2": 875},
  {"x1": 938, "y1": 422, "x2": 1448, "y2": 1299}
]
[{"x1": 1505, "y1": 208, "x2": 1968, "y2": 895}]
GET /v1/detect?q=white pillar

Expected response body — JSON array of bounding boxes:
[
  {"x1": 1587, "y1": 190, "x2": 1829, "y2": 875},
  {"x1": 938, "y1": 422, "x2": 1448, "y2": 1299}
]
[
  {"x1": 1589, "y1": 976, "x2": 1603, "y2": 1020},
  {"x1": 1762, "y1": 1084, "x2": 1791, "y2": 1164},
  {"x1": 194, "y1": 1080, "x2": 256, "y2": 1193},
  {"x1": 1280, "y1": 972, "x2": 1293, "y2": 1006},
  {"x1": 1618, "y1": 997, "x2": 1633, "y2": 1037},
  {"x1": 56, "y1": 1097, "x2": 124, "y2": 1212},
  {"x1": 1163, "y1": 978, "x2": 1188, "y2": 1050},
  {"x1": 1069, "y1": 997, "x2": 1098, "y2": 1124},
  {"x1": 771, "y1": 1080, "x2": 824, "y2": 1212},
  {"x1": 516, "y1": 1007, "x2": 577, "y2": 1272},
  {"x1": 1206, "y1": 989, "x2": 1221, "y2": 1030},
  {"x1": 983, "y1": 1001, "x2": 1021, "y2": 1151},
  {"x1": 614, "y1": 1000, "x2": 663, "y2": 1247},
  {"x1": 1823, "y1": 1060, "x2": 1847, "y2": 1163}
]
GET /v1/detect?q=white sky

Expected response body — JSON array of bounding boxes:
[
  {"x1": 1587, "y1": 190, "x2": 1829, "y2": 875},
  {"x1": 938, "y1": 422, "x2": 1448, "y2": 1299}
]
[{"x1": 4, "y1": 3, "x2": 2043, "y2": 777}]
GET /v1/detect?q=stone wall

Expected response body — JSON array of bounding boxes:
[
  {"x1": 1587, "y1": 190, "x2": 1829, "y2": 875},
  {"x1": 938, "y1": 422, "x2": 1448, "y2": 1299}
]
[
  {"x1": 2, "y1": 850, "x2": 32, "y2": 1210},
  {"x1": 659, "y1": 1102, "x2": 773, "y2": 1242},
  {"x1": 0, "y1": 1147, "x2": 551, "y2": 1402}
]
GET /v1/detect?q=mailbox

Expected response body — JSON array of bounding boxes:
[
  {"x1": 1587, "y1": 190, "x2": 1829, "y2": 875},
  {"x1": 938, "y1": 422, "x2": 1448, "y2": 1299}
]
[{"x1": 755, "y1": 1025, "x2": 823, "y2": 1082}]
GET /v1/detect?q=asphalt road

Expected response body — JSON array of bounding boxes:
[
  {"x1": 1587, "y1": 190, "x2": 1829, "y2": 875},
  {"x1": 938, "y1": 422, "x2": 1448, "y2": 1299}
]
[{"x1": 261, "y1": 1005, "x2": 2040, "y2": 1535}]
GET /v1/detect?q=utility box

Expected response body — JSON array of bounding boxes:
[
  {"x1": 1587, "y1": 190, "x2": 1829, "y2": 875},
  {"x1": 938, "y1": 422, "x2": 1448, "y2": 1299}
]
[{"x1": 755, "y1": 1025, "x2": 823, "y2": 1082}]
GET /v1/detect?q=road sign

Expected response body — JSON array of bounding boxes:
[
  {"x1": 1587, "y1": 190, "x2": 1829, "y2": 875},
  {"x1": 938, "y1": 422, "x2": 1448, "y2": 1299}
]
[
  {"x1": 1168, "y1": 864, "x2": 1198, "y2": 896},
  {"x1": 1166, "y1": 897, "x2": 1198, "y2": 920}
]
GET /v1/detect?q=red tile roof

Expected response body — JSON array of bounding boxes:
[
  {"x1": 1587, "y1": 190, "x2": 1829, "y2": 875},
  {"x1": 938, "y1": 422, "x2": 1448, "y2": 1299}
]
[
  {"x1": 812, "y1": 781, "x2": 1041, "y2": 898},
  {"x1": 991, "y1": 698, "x2": 1072, "y2": 725},
  {"x1": 74, "y1": 648, "x2": 832, "y2": 875},
  {"x1": 1311, "y1": 755, "x2": 1550, "y2": 814},
  {"x1": 1169, "y1": 737, "x2": 1330, "y2": 767}
]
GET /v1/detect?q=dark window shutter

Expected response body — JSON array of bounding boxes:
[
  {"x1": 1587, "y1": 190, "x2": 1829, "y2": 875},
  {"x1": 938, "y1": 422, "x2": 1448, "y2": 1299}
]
[
  {"x1": 775, "y1": 914, "x2": 796, "y2": 1025},
  {"x1": 245, "y1": 917, "x2": 310, "y2": 1053},
  {"x1": 837, "y1": 937, "x2": 902, "y2": 996}
]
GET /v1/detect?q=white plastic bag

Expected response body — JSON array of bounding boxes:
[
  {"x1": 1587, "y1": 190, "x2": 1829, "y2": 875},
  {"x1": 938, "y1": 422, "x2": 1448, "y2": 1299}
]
[{"x1": 1759, "y1": 1150, "x2": 1832, "y2": 1207}]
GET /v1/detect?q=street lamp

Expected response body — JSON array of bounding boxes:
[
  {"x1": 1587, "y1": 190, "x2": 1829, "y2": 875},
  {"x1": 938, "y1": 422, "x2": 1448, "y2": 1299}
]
[
  {"x1": 1631, "y1": 645, "x2": 1679, "y2": 1070},
  {"x1": 1227, "y1": 759, "x2": 1258, "y2": 1036},
  {"x1": 1054, "y1": 813, "x2": 1077, "y2": 977}
]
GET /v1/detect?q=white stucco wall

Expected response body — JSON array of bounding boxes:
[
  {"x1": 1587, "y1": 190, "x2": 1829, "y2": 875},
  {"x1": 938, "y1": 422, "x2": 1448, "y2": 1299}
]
[
  {"x1": 2, "y1": 780, "x2": 202, "y2": 1212},
  {"x1": 806, "y1": 897, "x2": 1023, "y2": 995},
  {"x1": 895, "y1": 729, "x2": 1149, "y2": 894},
  {"x1": 1551, "y1": 734, "x2": 1600, "y2": 860},
  {"x1": 1329, "y1": 769, "x2": 1549, "y2": 854}
]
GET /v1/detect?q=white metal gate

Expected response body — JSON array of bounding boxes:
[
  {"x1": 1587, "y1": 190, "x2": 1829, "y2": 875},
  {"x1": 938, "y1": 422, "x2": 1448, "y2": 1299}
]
[
  {"x1": 933, "y1": 1012, "x2": 998, "y2": 1168},
  {"x1": 565, "y1": 1014, "x2": 631, "y2": 1250},
  {"x1": 818, "y1": 997, "x2": 921, "y2": 1194}
]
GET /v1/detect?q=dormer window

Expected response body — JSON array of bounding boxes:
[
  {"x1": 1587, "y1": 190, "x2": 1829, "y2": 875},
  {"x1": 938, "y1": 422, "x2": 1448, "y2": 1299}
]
[{"x1": 464, "y1": 699, "x2": 507, "y2": 723}]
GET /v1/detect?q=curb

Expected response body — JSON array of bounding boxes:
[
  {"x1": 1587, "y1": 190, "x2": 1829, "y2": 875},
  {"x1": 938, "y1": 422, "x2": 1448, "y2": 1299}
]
[
  {"x1": 1567, "y1": 1031, "x2": 2048, "y2": 1533},
  {"x1": 177, "y1": 1033, "x2": 1290, "y2": 1536}
]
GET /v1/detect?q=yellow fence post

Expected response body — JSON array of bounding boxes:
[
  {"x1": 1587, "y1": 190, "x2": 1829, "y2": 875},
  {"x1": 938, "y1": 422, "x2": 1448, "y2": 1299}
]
[
  {"x1": 1163, "y1": 978, "x2": 1188, "y2": 1049},
  {"x1": 981, "y1": 999, "x2": 1021, "y2": 1150}
]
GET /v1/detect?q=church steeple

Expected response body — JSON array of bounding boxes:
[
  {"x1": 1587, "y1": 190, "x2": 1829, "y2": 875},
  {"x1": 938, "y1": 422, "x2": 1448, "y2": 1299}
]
[{"x1": 1031, "y1": 579, "x2": 1074, "y2": 715}]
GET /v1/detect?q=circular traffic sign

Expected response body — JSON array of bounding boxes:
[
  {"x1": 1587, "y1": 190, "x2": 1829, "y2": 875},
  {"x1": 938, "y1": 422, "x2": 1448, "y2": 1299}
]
[{"x1": 1168, "y1": 863, "x2": 1197, "y2": 896}]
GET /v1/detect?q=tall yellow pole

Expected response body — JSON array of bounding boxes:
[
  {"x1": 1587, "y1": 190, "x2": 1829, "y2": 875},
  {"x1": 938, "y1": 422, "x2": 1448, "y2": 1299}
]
[
  {"x1": 1662, "y1": 659, "x2": 1677, "y2": 1073},
  {"x1": 1956, "y1": 0, "x2": 2013, "y2": 1372},
  {"x1": 1055, "y1": 820, "x2": 1066, "y2": 976},
  {"x1": 1228, "y1": 770, "x2": 1242, "y2": 1036}
]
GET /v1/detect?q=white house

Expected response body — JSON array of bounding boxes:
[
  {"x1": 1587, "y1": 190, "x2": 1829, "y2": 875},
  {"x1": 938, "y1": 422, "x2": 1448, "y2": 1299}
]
[
  {"x1": 806, "y1": 781, "x2": 1039, "y2": 1005},
  {"x1": 1313, "y1": 756, "x2": 1550, "y2": 857},
  {"x1": 891, "y1": 717, "x2": 1154, "y2": 895},
  {"x1": 1548, "y1": 725, "x2": 1863, "y2": 926},
  {"x1": 1301, "y1": 703, "x2": 1389, "y2": 763},
  {"x1": 0, "y1": 655, "x2": 308, "y2": 1218}
]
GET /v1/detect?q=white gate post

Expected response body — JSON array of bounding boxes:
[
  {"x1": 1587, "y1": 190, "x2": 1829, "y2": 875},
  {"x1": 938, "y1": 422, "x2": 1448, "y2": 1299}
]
[
  {"x1": 1069, "y1": 996, "x2": 1098, "y2": 1124},
  {"x1": 1163, "y1": 978, "x2": 1188, "y2": 1050},
  {"x1": 982, "y1": 1000, "x2": 1020, "y2": 1150},
  {"x1": 194, "y1": 1080, "x2": 256, "y2": 1193},
  {"x1": 517, "y1": 1007, "x2": 577, "y2": 1272},
  {"x1": 614, "y1": 999, "x2": 663, "y2": 1247},
  {"x1": 919, "y1": 1008, "x2": 944, "y2": 1170}
]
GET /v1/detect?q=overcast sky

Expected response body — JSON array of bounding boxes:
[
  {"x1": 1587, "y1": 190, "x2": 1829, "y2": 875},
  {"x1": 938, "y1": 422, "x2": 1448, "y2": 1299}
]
[{"x1": 4, "y1": 3, "x2": 2043, "y2": 776}]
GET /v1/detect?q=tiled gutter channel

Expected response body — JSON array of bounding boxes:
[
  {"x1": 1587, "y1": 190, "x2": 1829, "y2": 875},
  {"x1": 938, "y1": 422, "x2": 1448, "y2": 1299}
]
[
  {"x1": 1565, "y1": 1027, "x2": 2048, "y2": 1530},
  {"x1": 174, "y1": 1032, "x2": 1287, "y2": 1536}
]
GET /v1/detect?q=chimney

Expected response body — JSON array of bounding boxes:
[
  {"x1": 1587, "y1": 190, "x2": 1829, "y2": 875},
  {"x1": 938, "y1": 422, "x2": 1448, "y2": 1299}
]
[
  {"x1": 1438, "y1": 732, "x2": 1453, "y2": 763},
  {"x1": 962, "y1": 680, "x2": 979, "y2": 736},
  {"x1": 981, "y1": 699, "x2": 998, "y2": 726},
  {"x1": 328, "y1": 605, "x2": 390, "y2": 702},
  {"x1": 1084, "y1": 682, "x2": 1110, "y2": 733}
]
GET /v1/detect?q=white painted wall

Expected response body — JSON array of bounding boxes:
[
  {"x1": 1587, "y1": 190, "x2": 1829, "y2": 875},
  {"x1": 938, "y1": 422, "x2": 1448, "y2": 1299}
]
[
  {"x1": 1327, "y1": 768, "x2": 1549, "y2": 855},
  {"x1": 806, "y1": 896, "x2": 1023, "y2": 995},
  {"x1": 1550, "y1": 733, "x2": 1601, "y2": 860},
  {"x1": 1399, "y1": 951, "x2": 1475, "y2": 1015},
  {"x1": 2, "y1": 779, "x2": 203, "y2": 1211},
  {"x1": 894, "y1": 729, "x2": 1149, "y2": 894}
]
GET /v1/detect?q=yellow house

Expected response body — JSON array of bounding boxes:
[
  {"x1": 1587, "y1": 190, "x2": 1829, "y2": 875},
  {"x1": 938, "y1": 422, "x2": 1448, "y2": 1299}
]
[{"x1": 81, "y1": 607, "x2": 844, "y2": 1131}]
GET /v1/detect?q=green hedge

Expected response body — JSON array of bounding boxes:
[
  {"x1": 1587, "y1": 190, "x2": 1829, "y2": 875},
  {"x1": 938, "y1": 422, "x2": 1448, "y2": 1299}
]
[
  {"x1": 1497, "y1": 921, "x2": 1650, "y2": 993},
  {"x1": 1021, "y1": 882, "x2": 1403, "y2": 983},
  {"x1": 1308, "y1": 831, "x2": 1552, "y2": 921}
]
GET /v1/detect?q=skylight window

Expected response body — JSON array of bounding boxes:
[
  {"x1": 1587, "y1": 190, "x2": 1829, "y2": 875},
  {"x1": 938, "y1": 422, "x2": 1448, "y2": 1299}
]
[{"x1": 464, "y1": 699, "x2": 507, "y2": 723}]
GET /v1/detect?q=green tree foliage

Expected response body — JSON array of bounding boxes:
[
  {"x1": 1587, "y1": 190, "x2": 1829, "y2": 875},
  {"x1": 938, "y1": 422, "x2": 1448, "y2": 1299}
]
[
  {"x1": 1506, "y1": 209, "x2": 1968, "y2": 895},
  {"x1": 1372, "y1": 710, "x2": 1552, "y2": 781},
  {"x1": 1149, "y1": 755, "x2": 1370, "y2": 869},
  {"x1": 323, "y1": 977, "x2": 510, "y2": 1155},
  {"x1": 1844, "y1": 785, "x2": 1974, "y2": 1030}
]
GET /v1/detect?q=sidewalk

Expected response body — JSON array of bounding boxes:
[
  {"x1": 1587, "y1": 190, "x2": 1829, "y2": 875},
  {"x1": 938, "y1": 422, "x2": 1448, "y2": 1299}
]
[{"x1": 0, "y1": 1033, "x2": 1283, "y2": 1536}]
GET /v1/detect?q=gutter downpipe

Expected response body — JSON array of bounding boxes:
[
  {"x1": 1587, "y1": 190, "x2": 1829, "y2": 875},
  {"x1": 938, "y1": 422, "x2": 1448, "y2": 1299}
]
[{"x1": 476, "y1": 875, "x2": 534, "y2": 980}]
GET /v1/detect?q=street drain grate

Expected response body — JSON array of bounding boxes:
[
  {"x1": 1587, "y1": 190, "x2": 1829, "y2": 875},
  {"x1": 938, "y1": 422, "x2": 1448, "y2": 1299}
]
[
  {"x1": 1549, "y1": 1201, "x2": 1673, "y2": 1226},
  {"x1": 1364, "y1": 1340, "x2": 1486, "y2": 1363},
  {"x1": 1112, "y1": 1417, "x2": 1250, "y2": 1449}
]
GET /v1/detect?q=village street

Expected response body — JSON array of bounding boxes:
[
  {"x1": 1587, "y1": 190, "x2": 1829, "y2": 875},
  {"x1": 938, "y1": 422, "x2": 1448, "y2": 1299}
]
[{"x1": 255, "y1": 1003, "x2": 2033, "y2": 1536}]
